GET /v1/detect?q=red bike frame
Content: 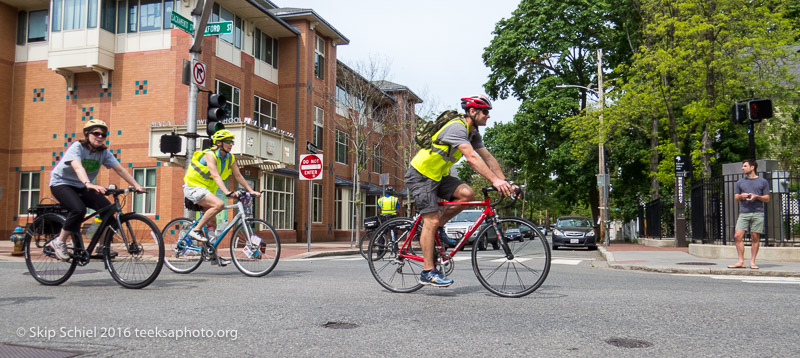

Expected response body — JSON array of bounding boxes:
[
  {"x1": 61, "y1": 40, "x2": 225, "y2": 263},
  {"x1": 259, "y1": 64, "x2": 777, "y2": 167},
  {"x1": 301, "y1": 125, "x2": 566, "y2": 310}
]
[{"x1": 398, "y1": 197, "x2": 497, "y2": 262}]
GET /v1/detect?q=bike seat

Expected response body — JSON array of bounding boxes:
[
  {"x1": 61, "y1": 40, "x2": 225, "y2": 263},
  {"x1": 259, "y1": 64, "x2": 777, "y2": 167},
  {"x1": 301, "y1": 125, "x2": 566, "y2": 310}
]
[{"x1": 184, "y1": 198, "x2": 204, "y2": 212}]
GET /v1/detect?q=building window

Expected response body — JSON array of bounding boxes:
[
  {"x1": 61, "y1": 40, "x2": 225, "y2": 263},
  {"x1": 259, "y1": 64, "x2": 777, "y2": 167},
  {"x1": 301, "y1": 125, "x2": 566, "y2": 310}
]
[
  {"x1": 216, "y1": 80, "x2": 240, "y2": 119},
  {"x1": 254, "y1": 96, "x2": 277, "y2": 128},
  {"x1": 313, "y1": 106, "x2": 324, "y2": 149},
  {"x1": 119, "y1": 0, "x2": 172, "y2": 33},
  {"x1": 335, "y1": 187, "x2": 351, "y2": 230},
  {"x1": 88, "y1": 0, "x2": 97, "y2": 28},
  {"x1": 312, "y1": 183, "x2": 322, "y2": 223},
  {"x1": 62, "y1": 0, "x2": 86, "y2": 30},
  {"x1": 263, "y1": 174, "x2": 295, "y2": 230},
  {"x1": 17, "y1": 10, "x2": 49, "y2": 45},
  {"x1": 366, "y1": 195, "x2": 378, "y2": 218},
  {"x1": 212, "y1": 3, "x2": 242, "y2": 49},
  {"x1": 116, "y1": 0, "x2": 126, "y2": 33},
  {"x1": 19, "y1": 172, "x2": 41, "y2": 215},
  {"x1": 373, "y1": 146, "x2": 382, "y2": 173},
  {"x1": 314, "y1": 35, "x2": 325, "y2": 80},
  {"x1": 163, "y1": 0, "x2": 173, "y2": 29},
  {"x1": 132, "y1": 168, "x2": 157, "y2": 214},
  {"x1": 100, "y1": 0, "x2": 116, "y2": 32},
  {"x1": 253, "y1": 28, "x2": 278, "y2": 68},
  {"x1": 138, "y1": 0, "x2": 162, "y2": 32},
  {"x1": 335, "y1": 130, "x2": 347, "y2": 164},
  {"x1": 52, "y1": 0, "x2": 62, "y2": 32}
]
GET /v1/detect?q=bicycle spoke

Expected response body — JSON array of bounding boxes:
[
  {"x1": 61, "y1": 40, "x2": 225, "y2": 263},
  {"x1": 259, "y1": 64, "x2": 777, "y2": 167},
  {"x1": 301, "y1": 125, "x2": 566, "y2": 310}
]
[{"x1": 368, "y1": 217, "x2": 424, "y2": 293}]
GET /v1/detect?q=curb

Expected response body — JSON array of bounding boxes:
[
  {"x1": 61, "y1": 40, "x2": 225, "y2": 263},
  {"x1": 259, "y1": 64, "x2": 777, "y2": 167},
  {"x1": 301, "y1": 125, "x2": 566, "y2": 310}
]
[
  {"x1": 597, "y1": 246, "x2": 800, "y2": 277},
  {"x1": 288, "y1": 249, "x2": 360, "y2": 259}
]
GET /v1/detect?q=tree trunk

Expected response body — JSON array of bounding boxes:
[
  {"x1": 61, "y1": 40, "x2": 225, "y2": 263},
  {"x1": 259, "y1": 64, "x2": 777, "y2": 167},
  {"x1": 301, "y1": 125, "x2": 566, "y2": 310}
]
[{"x1": 650, "y1": 116, "x2": 660, "y2": 197}]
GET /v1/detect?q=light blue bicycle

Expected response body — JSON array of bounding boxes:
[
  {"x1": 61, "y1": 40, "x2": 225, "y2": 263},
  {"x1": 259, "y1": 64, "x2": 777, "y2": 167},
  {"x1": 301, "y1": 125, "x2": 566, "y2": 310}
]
[{"x1": 161, "y1": 190, "x2": 280, "y2": 277}]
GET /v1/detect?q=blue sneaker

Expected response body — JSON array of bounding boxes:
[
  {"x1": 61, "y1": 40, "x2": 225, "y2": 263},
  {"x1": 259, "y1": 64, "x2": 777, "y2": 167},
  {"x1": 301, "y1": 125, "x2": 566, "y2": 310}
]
[
  {"x1": 437, "y1": 227, "x2": 458, "y2": 247},
  {"x1": 419, "y1": 269, "x2": 454, "y2": 287}
]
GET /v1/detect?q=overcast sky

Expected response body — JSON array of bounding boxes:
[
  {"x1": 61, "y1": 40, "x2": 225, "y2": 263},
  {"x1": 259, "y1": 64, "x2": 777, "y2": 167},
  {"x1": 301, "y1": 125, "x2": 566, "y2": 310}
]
[{"x1": 281, "y1": 0, "x2": 522, "y2": 128}]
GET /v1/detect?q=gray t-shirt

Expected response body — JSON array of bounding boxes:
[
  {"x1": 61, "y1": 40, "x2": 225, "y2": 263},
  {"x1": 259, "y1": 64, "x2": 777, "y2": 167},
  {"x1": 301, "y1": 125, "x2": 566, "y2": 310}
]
[
  {"x1": 435, "y1": 120, "x2": 484, "y2": 151},
  {"x1": 49, "y1": 142, "x2": 117, "y2": 188},
  {"x1": 734, "y1": 176, "x2": 770, "y2": 213}
]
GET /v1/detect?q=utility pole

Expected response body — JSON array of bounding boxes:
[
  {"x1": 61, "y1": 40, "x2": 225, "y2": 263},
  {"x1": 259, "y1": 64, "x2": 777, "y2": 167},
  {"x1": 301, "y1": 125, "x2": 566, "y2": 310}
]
[{"x1": 597, "y1": 49, "x2": 609, "y2": 246}]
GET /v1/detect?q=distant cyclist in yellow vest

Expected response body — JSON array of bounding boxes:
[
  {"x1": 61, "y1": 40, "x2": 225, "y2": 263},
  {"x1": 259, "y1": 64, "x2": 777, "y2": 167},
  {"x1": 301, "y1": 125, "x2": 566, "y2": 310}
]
[
  {"x1": 406, "y1": 95, "x2": 516, "y2": 287},
  {"x1": 184, "y1": 130, "x2": 261, "y2": 251},
  {"x1": 377, "y1": 187, "x2": 399, "y2": 216}
]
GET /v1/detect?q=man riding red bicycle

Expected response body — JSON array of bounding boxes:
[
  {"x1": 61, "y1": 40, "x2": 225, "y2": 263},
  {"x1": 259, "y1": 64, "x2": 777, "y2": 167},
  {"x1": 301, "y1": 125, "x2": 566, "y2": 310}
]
[{"x1": 405, "y1": 95, "x2": 516, "y2": 287}]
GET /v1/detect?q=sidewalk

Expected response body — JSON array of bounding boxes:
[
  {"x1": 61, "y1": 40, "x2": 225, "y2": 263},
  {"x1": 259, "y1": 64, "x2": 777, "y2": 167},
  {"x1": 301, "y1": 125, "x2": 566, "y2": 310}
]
[
  {"x1": 0, "y1": 239, "x2": 360, "y2": 262},
  {"x1": 599, "y1": 242, "x2": 800, "y2": 277}
]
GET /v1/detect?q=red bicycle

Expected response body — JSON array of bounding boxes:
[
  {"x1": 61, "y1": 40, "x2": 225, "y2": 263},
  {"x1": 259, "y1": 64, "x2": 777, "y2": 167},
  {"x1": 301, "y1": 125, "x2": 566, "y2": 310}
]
[{"x1": 367, "y1": 185, "x2": 551, "y2": 298}]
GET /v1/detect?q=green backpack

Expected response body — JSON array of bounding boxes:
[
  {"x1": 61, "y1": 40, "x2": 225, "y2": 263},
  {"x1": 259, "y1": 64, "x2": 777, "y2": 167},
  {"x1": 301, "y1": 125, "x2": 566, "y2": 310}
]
[{"x1": 415, "y1": 110, "x2": 464, "y2": 149}]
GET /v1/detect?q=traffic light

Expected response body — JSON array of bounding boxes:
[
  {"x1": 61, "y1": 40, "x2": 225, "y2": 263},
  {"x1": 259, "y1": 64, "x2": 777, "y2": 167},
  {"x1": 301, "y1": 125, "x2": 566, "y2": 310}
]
[
  {"x1": 748, "y1": 99, "x2": 773, "y2": 122},
  {"x1": 206, "y1": 93, "x2": 227, "y2": 136},
  {"x1": 731, "y1": 102, "x2": 748, "y2": 124}
]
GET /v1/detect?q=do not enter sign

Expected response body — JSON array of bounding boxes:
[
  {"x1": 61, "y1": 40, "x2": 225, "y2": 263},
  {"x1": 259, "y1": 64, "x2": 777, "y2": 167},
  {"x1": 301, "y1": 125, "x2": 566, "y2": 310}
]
[{"x1": 299, "y1": 154, "x2": 323, "y2": 180}]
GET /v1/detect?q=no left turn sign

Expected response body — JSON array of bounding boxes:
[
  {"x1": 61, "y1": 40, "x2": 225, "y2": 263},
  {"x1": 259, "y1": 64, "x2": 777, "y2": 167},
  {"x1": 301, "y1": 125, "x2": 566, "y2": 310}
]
[{"x1": 192, "y1": 60, "x2": 206, "y2": 87}]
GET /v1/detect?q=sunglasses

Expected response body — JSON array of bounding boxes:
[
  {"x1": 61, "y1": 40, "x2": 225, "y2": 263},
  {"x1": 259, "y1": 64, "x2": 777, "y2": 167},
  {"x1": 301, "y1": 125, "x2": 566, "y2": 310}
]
[
  {"x1": 89, "y1": 131, "x2": 107, "y2": 138},
  {"x1": 481, "y1": 109, "x2": 490, "y2": 115},
  {"x1": 222, "y1": 140, "x2": 234, "y2": 144}
]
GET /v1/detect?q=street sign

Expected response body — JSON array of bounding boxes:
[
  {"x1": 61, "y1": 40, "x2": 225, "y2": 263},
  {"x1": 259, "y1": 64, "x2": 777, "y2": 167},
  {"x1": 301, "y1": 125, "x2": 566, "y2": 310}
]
[
  {"x1": 675, "y1": 155, "x2": 691, "y2": 176},
  {"x1": 170, "y1": 11, "x2": 193, "y2": 34},
  {"x1": 204, "y1": 21, "x2": 233, "y2": 36},
  {"x1": 299, "y1": 154, "x2": 323, "y2": 181},
  {"x1": 379, "y1": 173, "x2": 390, "y2": 186},
  {"x1": 191, "y1": 60, "x2": 206, "y2": 87},
  {"x1": 306, "y1": 141, "x2": 318, "y2": 154}
]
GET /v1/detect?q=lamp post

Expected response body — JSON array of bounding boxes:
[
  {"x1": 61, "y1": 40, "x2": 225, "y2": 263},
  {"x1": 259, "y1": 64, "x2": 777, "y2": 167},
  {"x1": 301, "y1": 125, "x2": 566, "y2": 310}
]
[{"x1": 555, "y1": 49, "x2": 609, "y2": 246}]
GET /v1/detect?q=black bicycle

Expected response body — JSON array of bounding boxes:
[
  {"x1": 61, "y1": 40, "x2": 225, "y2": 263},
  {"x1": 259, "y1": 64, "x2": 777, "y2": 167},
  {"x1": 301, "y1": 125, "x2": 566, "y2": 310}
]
[
  {"x1": 23, "y1": 185, "x2": 165, "y2": 289},
  {"x1": 358, "y1": 214, "x2": 395, "y2": 260}
]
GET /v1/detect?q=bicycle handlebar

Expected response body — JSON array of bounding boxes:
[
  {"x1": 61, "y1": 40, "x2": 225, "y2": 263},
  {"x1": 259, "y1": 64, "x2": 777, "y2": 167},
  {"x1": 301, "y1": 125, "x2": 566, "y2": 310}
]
[
  {"x1": 104, "y1": 185, "x2": 144, "y2": 196},
  {"x1": 482, "y1": 182, "x2": 525, "y2": 209}
]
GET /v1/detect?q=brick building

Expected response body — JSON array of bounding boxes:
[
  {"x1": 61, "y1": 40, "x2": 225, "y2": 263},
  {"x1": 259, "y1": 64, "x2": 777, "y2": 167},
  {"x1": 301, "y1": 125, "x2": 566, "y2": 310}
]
[{"x1": 0, "y1": 0, "x2": 419, "y2": 242}]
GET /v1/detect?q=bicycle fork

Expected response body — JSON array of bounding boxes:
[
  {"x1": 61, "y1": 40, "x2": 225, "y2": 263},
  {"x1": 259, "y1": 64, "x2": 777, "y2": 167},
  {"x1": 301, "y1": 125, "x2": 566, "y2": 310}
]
[{"x1": 489, "y1": 220, "x2": 514, "y2": 260}]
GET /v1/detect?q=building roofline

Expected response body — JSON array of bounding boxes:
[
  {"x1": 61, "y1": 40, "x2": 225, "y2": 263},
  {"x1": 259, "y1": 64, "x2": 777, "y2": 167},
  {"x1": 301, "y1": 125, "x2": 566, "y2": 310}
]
[
  {"x1": 245, "y1": 0, "x2": 301, "y2": 36},
  {"x1": 271, "y1": 8, "x2": 349, "y2": 45}
]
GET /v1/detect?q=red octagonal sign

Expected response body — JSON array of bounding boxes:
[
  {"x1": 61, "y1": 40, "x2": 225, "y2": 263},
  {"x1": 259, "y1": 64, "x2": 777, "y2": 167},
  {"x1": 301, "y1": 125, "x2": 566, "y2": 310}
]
[{"x1": 299, "y1": 154, "x2": 323, "y2": 180}]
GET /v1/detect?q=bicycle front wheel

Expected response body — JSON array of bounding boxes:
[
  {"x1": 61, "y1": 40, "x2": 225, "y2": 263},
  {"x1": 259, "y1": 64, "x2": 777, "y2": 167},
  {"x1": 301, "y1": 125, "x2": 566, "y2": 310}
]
[
  {"x1": 161, "y1": 218, "x2": 204, "y2": 274},
  {"x1": 230, "y1": 219, "x2": 280, "y2": 277},
  {"x1": 367, "y1": 217, "x2": 424, "y2": 293},
  {"x1": 472, "y1": 217, "x2": 551, "y2": 298},
  {"x1": 104, "y1": 213, "x2": 165, "y2": 289},
  {"x1": 24, "y1": 214, "x2": 79, "y2": 286}
]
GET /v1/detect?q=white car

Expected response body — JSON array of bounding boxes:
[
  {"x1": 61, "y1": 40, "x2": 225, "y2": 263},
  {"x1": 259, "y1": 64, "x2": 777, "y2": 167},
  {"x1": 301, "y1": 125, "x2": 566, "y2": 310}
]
[{"x1": 442, "y1": 210, "x2": 498, "y2": 250}]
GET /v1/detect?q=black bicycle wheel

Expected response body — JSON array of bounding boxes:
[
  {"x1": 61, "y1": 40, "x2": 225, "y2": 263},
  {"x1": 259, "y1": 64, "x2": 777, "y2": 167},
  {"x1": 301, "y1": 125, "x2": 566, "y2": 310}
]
[
  {"x1": 230, "y1": 219, "x2": 280, "y2": 277},
  {"x1": 161, "y1": 218, "x2": 204, "y2": 274},
  {"x1": 24, "y1": 214, "x2": 79, "y2": 286},
  {"x1": 358, "y1": 231, "x2": 374, "y2": 260},
  {"x1": 472, "y1": 217, "x2": 551, "y2": 298},
  {"x1": 367, "y1": 217, "x2": 424, "y2": 293},
  {"x1": 104, "y1": 213, "x2": 164, "y2": 289}
]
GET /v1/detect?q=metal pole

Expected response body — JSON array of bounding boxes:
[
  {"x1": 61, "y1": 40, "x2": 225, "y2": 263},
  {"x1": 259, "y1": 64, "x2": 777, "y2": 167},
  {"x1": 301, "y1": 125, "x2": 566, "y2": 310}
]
[
  {"x1": 597, "y1": 49, "x2": 609, "y2": 246},
  {"x1": 308, "y1": 180, "x2": 312, "y2": 252}
]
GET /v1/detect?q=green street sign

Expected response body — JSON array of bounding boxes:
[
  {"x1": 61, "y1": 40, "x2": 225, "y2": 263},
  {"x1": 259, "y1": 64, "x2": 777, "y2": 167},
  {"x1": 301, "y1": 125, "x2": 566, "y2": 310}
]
[
  {"x1": 170, "y1": 11, "x2": 193, "y2": 34},
  {"x1": 204, "y1": 21, "x2": 233, "y2": 36}
]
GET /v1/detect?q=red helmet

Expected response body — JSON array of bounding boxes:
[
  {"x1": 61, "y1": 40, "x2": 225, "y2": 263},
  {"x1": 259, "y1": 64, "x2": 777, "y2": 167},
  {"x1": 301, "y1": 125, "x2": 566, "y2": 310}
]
[{"x1": 460, "y1": 95, "x2": 493, "y2": 110}]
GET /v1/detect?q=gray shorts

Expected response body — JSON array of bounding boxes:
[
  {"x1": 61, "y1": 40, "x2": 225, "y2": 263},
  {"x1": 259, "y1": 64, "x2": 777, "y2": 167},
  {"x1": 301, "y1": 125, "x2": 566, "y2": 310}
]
[
  {"x1": 404, "y1": 166, "x2": 464, "y2": 214},
  {"x1": 184, "y1": 184, "x2": 212, "y2": 204},
  {"x1": 735, "y1": 212, "x2": 765, "y2": 234}
]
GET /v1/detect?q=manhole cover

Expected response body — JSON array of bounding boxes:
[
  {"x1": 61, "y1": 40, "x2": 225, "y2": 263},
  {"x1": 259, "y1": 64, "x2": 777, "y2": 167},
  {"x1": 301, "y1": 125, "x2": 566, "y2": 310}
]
[
  {"x1": 676, "y1": 262, "x2": 716, "y2": 266},
  {"x1": 0, "y1": 343, "x2": 81, "y2": 358},
  {"x1": 322, "y1": 321, "x2": 358, "y2": 329},
  {"x1": 606, "y1": 338, "x2": 653, "y2": 348}
]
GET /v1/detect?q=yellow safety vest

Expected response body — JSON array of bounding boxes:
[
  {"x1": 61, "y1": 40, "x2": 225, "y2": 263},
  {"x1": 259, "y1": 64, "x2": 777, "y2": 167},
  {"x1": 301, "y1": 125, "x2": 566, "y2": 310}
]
[
  {"x1": 184, "y1": 149, "x2": 234, "y2": 193},
  {"x1": 377, "y1": 195, "x2": 398, "y2": 215},
  {"x1": 410, "y1": 119, "x2": 470, "y2": 181}
]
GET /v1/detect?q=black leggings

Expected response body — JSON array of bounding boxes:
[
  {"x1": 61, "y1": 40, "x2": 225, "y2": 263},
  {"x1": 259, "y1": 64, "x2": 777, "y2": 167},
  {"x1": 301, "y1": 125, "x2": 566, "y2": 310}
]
[{"x1": 50, "y1": 185, "x2": 111, "y2": 233}]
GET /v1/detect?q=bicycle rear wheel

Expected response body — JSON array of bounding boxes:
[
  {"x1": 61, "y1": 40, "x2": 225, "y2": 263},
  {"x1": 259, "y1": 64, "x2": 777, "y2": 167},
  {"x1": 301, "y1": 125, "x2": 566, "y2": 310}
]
[
  {"x1": 104, "y1": 213, "x2": 164, "y2": 289},
  {"x1": 161, "y1": 218, "x2": 204, "y2": 274},
  {"x1": 358, "y1": 231, "x2": 374, "y2": 260},
  {"x1": 24, "y1": 214, "x2": 79, "y2": 286},
  {"x1": 230, "y1": 219, "x2": 280, "y2": 277},
  {"x1": 472, "y1": 217, "x2": 551, "y2": 298},
  {"x1": 367, "y1": 217, "x2": 424, "y2": 293}
]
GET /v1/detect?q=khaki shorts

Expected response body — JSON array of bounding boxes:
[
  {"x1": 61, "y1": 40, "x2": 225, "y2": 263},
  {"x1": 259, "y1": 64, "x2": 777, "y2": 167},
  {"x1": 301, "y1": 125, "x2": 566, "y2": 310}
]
[
  {"x1": 735, "y1": 212, "x2": 764, "y2": 234},
  {"x1": 183, "y1": 184, "x2": 212, "y2": 204}
]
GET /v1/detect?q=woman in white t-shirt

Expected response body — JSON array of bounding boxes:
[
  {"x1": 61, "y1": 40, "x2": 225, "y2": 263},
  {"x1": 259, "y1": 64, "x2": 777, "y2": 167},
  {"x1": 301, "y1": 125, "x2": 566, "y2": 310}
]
[{"x1": 47, "y1": 119, "x2": 145, "y2": 260}]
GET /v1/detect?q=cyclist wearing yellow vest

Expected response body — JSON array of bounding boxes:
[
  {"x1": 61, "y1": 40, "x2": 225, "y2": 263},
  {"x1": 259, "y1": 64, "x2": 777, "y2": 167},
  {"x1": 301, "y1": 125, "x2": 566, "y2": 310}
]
[
  {"x1": 377, "y1": 187, "x2": 399, "y2": 216},
  {"x1": 405, "y1": 95, "x2": 516, "y2": 287},
  {"x1": 183, "y1": 130, "x2": 260, "y2": 247}
]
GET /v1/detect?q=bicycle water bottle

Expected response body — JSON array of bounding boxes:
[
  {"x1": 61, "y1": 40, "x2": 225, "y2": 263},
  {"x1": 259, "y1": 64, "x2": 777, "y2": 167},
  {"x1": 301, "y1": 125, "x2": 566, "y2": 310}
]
[
  {"x1": 217, "y1": 220, "x2": 228, "y2": 239},
  {"x1": 86, "y1": 217, "x2": 102, "y2": 237}
]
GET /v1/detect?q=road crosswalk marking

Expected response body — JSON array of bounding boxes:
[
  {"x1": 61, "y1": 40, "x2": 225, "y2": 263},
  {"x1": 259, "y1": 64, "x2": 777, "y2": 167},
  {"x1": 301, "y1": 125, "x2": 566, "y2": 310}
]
[{"x1": 675, "y1": 274, "x2": 800, "y2": 285}]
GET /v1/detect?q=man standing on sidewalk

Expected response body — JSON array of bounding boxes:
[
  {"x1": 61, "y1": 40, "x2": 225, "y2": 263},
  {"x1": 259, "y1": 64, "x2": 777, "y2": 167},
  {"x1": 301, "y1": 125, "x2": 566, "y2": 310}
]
[{"x1": 729, "y1": 159, "x2": 770, "y2": 270}]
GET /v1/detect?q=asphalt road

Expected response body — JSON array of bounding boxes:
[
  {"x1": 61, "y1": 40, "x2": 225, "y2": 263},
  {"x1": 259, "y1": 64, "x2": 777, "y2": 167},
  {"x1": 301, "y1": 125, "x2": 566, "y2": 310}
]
[{"x1": 1, "y1": 249, "x2": 798, "y2": 357}]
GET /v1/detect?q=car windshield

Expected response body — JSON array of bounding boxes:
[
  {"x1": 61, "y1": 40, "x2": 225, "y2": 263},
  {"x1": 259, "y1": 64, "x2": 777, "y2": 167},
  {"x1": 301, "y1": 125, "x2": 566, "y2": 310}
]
[
  {"x1": 506, "y1": 228, "x2": 520, "y2": 233},
  {"x1": 557, "y1": 218, "x2": 591, "y2": 227},
  {"x1": 451, "y1": 211, "x2": 482, "y2": 222}
]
